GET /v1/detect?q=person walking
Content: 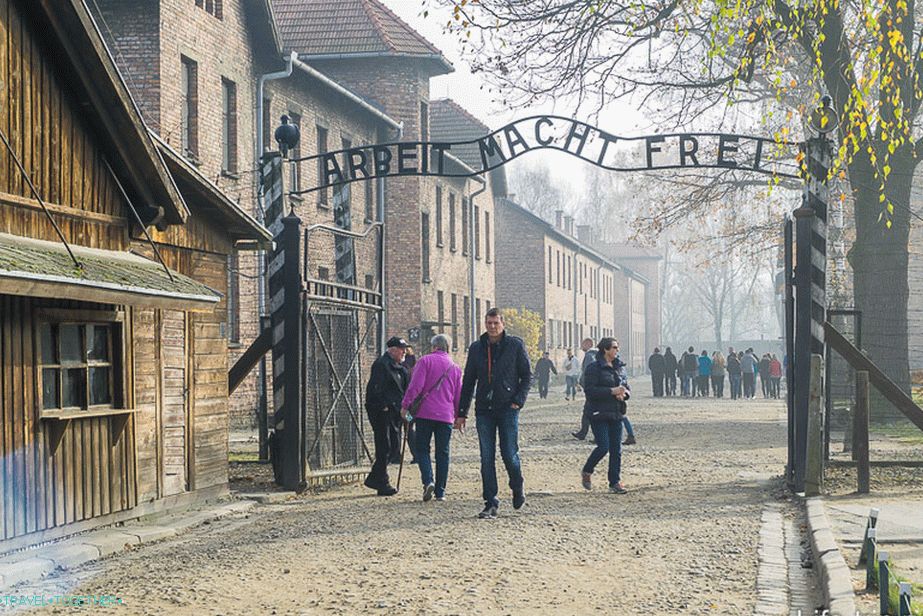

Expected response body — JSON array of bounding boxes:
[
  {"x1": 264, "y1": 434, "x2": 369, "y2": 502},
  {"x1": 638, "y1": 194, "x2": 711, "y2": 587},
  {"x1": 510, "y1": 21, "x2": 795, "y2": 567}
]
[
  {"x1": 663, "y1": 347, "x2": 678, "y2": 397},
  {"x1": 572, "y1": 338, "x2": 597, "y2": 440},
  {"x1": 758, "y1": 353, "x2": 772, "y2": 398},
  {"x1": 726, "y1": 347, "x2": 741, "y2": 400},
  {"x1": 711, "y1": 351, "x2": 726, "y2": 398},
  {"x1": 648, "y1": 347, "x2": 666, "y2": 397},
  {"x1": 401, "y1": 334, "x2": 463, "y2": 502},
  {"x1": 697, "y1": 350, "x2": 712, "y2": 397},
  {"x1": 769, "y1": 354, "x2": 783, "y2": 399},
  {"x1": 534, "y1": 351, "x2": 557, "y2": 400},
  {"x1": 682, "y1": 346, "x2": 698, "y2": 397},
  {"x1": 364, "y1": 337, "x2": 410, "y2": 496},
  {"x1": 741, "y1": 349, "x2": 758, "y2": 399},
  {"x1": 580, "y1": 338, "x2": 630, "y2": 494},
  {"x1": 458, "y1": 308, "x2": 532, "y2": 519},
  {"x1": 563, "y1": 349, "x2": 580, "y2": 400}
]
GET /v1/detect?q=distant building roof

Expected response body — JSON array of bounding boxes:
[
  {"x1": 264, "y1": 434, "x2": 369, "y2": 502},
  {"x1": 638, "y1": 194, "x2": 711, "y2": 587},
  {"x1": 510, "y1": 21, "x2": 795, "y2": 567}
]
[
  {"x1": 273, "y1": 0, "x2": 452, "y2": 73},
  {"x1": 430, "y1": 98, "x2": 490, "y2": 170}
]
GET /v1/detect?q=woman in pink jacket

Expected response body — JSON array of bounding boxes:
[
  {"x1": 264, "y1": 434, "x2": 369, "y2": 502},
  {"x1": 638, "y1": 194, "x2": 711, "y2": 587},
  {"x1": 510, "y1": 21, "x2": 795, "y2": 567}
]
[{"x1": 401, "y1": 334, "x2": 463, "y2": 502}]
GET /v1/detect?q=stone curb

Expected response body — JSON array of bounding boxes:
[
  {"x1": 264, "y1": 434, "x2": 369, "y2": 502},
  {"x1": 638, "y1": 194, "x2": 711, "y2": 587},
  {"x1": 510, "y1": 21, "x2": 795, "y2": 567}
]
[
  {"x1": 804, "y1": 496, "x2": 858, "y2": 616},
  {"x1": 0, "y1": 500, "x2": 257, "y2": 592}
]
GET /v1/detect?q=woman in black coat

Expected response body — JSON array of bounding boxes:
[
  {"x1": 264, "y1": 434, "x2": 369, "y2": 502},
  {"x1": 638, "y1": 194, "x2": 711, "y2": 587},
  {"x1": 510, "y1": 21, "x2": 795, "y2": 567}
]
[{"x1": 580, "y1": 338, "x2": 630, "y2": 494}]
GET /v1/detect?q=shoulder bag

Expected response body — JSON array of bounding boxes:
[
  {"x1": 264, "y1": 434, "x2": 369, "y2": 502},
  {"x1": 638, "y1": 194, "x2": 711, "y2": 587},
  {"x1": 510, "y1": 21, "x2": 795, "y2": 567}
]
[{"x1": 407, "y1": 366, "x2": 453, "y2": 421}]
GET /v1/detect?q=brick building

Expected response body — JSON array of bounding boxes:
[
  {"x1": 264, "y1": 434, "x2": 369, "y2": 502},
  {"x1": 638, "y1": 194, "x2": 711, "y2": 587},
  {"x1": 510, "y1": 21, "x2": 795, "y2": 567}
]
[{"x1": 274, "y1": 0, "x2": 496, "y2": 362}]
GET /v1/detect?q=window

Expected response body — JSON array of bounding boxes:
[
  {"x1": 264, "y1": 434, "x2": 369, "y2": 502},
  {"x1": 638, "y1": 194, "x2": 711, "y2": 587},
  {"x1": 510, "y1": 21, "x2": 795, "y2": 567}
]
[
  {"x1": 334, "y1": 136, "x2": 352, "y2": 221},
  {"x1": 567, "y1": 255, "x2": 571, "y2": 290},
  {"x1": 365, "y1": 179, "x2": 375, "y2": 223},
  {"x1": 474, "y1": 205, "x2": 481, "y2": 259},
  {"x1": 548, "y1": 247, "x2": 553, "y2": 283},
  {"x1": 261, "y1": 97, "x2": 272, "y2": 154},
  {"x1": 195, "y1": 0, "x2": 223, "y2": 19},
  {"x1": 221, "y1": 78, "x2": 237, "y2": 174},
  {"x1": 288, "y1": 112, "x2": 302, "y2": 192},
  {"x1": 318, "y1": 267, "x2": 329, "y2": 280},
  {"x1": 485, "y1": 299, "x2": 491, "y2": 312},
  {"x1": 556, "y1": 250, "x2": 561, "y2": 286},
  {"x1": 420, "y1": 101, "x2": 429, "y2": 142},
  {"x1": 422, "y1": 212, "x2": 431, "y2": 282},
  {"x1": 39, "y1": 320, "x2": 122, "y2": 413},
  {"x1": 462, "y1": 197, "x2": 469, "y2": 255},
  {"x1": 463, "y1": 295, "x2": 470, "y2": 347},
  {"x1": 475, "y1": 298, "x2": 482, "y2": 329},
  {"x1": 437, "y1": 291, "x2": 445, "y2": 333},
  {"x1": 180, "y1": 56, "x2": 198, "y2": 158},
  {"x1": 227, "y1": 253, "x2": 240, "y2": 343},
  {"x1": 449, "y1": 193, "x2": 457, "y2": 252},
  {"x1": 435, "y1": 186, "x2": 443, "y2": 246},
  {"x1": 451, "y1": 294, "x2": 458, "y2": 351},
  {"x1": 316, "y1": 124, "x2": 328, "y2": 206},
  {"x1": 485, "y1": 211, "x2": 491, "y2": 263}
]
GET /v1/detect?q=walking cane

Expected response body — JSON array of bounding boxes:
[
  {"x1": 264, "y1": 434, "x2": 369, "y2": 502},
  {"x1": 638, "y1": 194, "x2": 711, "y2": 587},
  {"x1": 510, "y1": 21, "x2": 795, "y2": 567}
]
[{"x1": 396, "y1": 417, "x2": 409, "y2": 492}]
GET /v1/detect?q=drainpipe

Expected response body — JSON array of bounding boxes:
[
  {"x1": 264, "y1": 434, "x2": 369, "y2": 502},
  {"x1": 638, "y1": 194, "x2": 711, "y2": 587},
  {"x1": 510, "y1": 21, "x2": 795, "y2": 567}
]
[
  {"x1": 468, "y1": 176, "x2": 487, "y2": 343},
  {"x1": 254, "y1": 52, "x2": 296, "y2": 459}
]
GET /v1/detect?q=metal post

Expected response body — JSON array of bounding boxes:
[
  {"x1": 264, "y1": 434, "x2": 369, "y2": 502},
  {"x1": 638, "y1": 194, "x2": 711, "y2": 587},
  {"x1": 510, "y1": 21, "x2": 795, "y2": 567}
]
[
  {"x1": 857, "y1": 370, "x2": 871, "y2": 494},
  {"x1": 794, "y1": 206, "x2": 814, "y2": 492},
  {"x1": 865, "y1": 527, "x2": 878, "y2": 591},
  {"x1": 825, "y1": 336, "x2": 832, "y2": 462},
  {"x1": 258, "y1": 313, "x2": 271, "y2": 461},
  {"x1": 879, "y1": 551, "x2": 890, "y2": 615},
  {"x1": 805, "y1": 353, "x2": 825, "y2": 496},
  {"x1": 784, "y1": 217, "x2": 796, "y2": 487},
  {"x1": 860, "y1": 507, "x2": 881, "y2": 564},
  {"x1": 899, "y1": 582, "x2": 912, "y2": 616}
]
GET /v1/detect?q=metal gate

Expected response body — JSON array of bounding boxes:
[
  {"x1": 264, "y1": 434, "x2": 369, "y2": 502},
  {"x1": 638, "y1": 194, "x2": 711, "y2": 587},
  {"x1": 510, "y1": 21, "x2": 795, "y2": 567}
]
[
  {"x1": 303, "y1": 301, "x2": 377, "y2": 472},
  {"x1": 825, "y1": 309, "x2": 861, "y2": 459}
]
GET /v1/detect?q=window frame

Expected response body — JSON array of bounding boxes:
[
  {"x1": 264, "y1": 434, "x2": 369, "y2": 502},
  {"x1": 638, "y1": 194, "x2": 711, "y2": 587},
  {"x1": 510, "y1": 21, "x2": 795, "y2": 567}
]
[{"x1": 35, "y1": 309, "x2": 127, "y2": 418}]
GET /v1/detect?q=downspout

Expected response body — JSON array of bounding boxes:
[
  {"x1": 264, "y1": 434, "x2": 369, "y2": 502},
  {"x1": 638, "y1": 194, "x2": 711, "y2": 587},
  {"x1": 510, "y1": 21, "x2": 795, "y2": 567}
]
[
  {"x1": 468, "y1": 176, "x2": 487, "y2": 343},
  {"x1": 254, "y1": 51, "x2": 296, "y2": 459}
]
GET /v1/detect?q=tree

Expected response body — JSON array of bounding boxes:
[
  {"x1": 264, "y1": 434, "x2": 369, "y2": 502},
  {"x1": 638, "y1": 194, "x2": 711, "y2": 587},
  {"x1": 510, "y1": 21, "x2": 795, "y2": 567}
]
[
  {"x1": 507, "y1": 159, "x2": 575, "y2": 222},
  {"x1": 502, "y1": 307, "x2": 545, "y2": 361},
  {"x1": 438, "y1": 0, "x2": 919, "y2": 392}
]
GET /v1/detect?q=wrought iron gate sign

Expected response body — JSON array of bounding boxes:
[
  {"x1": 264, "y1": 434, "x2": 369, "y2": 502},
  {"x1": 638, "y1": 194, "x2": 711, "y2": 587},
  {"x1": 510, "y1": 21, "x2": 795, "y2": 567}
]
[{"x1": 289, "y1": 115, "x2": 800, "y2": 195}]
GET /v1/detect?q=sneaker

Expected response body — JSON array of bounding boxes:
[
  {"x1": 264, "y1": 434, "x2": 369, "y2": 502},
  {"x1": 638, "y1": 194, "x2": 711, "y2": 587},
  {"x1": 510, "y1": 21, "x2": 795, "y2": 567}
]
[
  {"x1": 512, "y1": 490, "x2": 526, "y2": 510},
  {"x1": 581, "y1": 472, "x2": 592, "y2": 491},
  {"x1": 571, "y1": 431, "x2": 585, "y2": 441},
  {"x1": 623, "y1": 435, "x2": 637, "y2": 446},
  {"x1": 377, "y1": 485, "x2": 398, "y2": 496},
  {"x1": 609, "y1": 482, "x2": 627, "y2": 495},
  {"x1": 423, "y1": 483, "x2": 435, "y2": 502},
  {"x1": 435, "y1": 495, "x2": 446, "y2": 502},
  {"x1": 478, "y1": 504, "x2": 498, "y2": 519}
]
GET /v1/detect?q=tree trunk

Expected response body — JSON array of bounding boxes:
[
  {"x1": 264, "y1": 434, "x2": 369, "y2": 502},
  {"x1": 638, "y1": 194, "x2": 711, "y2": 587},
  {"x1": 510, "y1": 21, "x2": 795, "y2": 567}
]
[{"x1": 847, "y1": 155, "x2": 912, "y2": 420}]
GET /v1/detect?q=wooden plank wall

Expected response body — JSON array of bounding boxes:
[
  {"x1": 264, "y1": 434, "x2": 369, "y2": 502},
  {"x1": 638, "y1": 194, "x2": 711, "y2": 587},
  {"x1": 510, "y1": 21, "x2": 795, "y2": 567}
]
[
  {"x1": 0, "y1": 0, "x2": 129, "y2": 250},
  {"x1": 0, "y1": 295, "x2": 137, "y2": 540}
]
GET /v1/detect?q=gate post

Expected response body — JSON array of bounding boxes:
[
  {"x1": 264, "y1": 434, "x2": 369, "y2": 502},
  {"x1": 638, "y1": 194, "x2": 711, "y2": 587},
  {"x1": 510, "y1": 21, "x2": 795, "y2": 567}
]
[
  {"x1": 793, "y1": 133, "x2": 831, "y2": 493},
  {"x1": 784, "y1": 216, "x2": 795, "y2": 487}
]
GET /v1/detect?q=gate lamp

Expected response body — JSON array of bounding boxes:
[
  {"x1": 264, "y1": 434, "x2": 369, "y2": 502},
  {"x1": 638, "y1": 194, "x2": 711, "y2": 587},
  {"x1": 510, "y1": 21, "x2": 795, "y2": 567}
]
[
  {"x1": 274, "y1": 115, "x2": 300, "y2": 158},
  {"x1": 809, "y1": 96, "x2": 839, "y2": 135}
]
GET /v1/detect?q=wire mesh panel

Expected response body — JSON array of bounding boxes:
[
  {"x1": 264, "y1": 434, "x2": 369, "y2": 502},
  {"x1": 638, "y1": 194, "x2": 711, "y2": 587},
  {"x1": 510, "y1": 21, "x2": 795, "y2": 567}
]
[
  {"x1": 826, "y1": 310, "x2": 860, "y2": 456},
  {"x1": 304, "y1": 304, "x2": 377, "y2": 471}
]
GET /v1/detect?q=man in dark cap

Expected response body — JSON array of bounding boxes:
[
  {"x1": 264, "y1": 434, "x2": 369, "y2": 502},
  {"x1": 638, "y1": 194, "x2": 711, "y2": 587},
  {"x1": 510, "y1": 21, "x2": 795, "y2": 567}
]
[{"x1": 363, "y1": 336, "x2": 410, "y2": 495}]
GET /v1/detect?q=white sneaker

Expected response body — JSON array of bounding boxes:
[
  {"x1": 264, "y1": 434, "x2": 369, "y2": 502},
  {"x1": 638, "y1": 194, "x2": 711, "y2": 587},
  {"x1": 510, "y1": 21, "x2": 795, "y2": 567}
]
[
  {"x1": 423, "y1": 483, "x2": 435, "y2": 502},
  {"x1": 435, "y1": 495, "x2": 446, "y2": 502}
]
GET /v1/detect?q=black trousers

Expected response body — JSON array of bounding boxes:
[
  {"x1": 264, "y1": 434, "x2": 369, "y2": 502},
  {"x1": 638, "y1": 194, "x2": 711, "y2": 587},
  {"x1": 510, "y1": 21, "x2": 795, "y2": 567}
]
[
  {"x1": 665, "y1": 375, "x2": 676, "y2": 396},
  {"x1": 698, "y1": 375, "x2": 710, "y2": 396},
  {"x1": 367, "y1": 407, "x2": 400, "y2": 487},
  {"x1": 743, "y1": 373, "x2": 755, "y2": 398},
  {"x1": 538, "y1": 378, "x2": 550, "y2": 399},
  {"x1": 651, "y1": 373, "x2": 664, "y2": 397}
]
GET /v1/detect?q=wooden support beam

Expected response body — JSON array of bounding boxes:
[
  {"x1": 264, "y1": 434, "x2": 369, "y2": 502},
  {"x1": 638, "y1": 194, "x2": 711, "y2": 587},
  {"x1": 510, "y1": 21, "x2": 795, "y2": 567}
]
[
  {"x1": 228, "y1": 327, "x2": 272, "y2": 395},
  {"x1": 856, "y1": 370, "x2": 870, "y2": 494},
  {"x1": 824, "y1": 322, "x2": 923, "y2": 431}
]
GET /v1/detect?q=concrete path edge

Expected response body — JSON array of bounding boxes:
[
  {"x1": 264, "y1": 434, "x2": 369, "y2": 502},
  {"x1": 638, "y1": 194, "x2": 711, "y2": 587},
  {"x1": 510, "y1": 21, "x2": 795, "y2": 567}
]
[{"x1": 804, "y1": 496, "x2": 858, "y2": 616}]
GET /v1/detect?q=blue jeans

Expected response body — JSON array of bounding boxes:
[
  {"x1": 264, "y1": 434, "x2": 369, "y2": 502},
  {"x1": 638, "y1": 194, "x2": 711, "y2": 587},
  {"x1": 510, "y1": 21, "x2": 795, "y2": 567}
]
[
  {"x1": 475, "y1": 408, "x2": 524, "y2": 507},
  {"x1": 729, "y1": 374, "x2": 741, "y2": 399},
  {"x1": 622, "y1": 415, "x2": 634, "y2": 438},
  {"x1": 680, "y1": 374, "x2": 691, "y2": 396},
  {"x1": 565, "y1": 375, "x2": 578, "y2": 398},
  {"x1": 582, "y1": 419, "x2": 623, "y2": 487},
  {"x1": 414, "y1": 418, "x2": 453, "y2": 498}
]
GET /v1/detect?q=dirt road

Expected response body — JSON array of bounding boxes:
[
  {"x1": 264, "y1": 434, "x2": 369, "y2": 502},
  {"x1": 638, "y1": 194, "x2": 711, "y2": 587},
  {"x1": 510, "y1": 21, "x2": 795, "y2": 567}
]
[{"x1": 14, "y1": 384, "x2": 808, "y2": 615}]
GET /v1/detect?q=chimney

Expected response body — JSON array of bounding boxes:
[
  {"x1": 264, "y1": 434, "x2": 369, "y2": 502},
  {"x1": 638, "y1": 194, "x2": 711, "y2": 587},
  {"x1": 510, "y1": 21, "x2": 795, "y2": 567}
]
[
  {"x1": 577, "y1": 224, "x2": 591, "y2": 243},
  {"x1": 555, "y1": 210, "x2": 564, "y2": 230},
  {"x1": 564, "y1": 215, "x2": 574, "y2": 236}
]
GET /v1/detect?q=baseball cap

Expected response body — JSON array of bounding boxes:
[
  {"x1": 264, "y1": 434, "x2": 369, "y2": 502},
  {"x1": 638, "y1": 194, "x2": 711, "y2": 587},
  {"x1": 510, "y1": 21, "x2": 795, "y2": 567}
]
[{"x1": 386, "y1": 336, "x2": 408, "y2": 349}]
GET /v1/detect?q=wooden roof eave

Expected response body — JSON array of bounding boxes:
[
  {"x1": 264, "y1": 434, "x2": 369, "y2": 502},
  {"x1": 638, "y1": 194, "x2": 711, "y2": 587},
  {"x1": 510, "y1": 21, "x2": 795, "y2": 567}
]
[{"x1": 31, "y1": 0, "x2": 190, "y2": 226}]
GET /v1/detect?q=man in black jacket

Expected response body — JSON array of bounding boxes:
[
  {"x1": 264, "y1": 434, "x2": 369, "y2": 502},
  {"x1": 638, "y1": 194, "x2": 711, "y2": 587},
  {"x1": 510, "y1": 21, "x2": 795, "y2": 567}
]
[
  {"x1": 663, "y1": 347, "x2": 678, "y2": 396},
  {"x1": 534, "y1": 351, "x2": 557, "y2": 399},
  {"x1": 648, "y1": 348, "x2": 666, "y2": 397},
  {"x1": 363, "y1": 337, "x2": 410, "y2": 496},
  {"x1": 458, "y1": 308, "x2": 532, "y2": 519}
]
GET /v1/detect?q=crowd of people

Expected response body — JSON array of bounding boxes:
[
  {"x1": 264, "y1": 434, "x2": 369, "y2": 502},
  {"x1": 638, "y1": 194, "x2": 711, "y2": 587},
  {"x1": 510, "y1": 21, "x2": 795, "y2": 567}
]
[
  {"x1": 363, "y1": 309, "x2": 786, "y2": 519},
  {"x1": 647, "y1": 347, "x2": 784, "y2": 400}
]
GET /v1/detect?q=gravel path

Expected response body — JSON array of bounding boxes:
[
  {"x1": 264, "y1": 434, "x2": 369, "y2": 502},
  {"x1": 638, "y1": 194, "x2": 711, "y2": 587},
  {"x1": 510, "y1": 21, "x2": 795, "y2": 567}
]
[{"x1": 14, "y1": 384, "x2": 800, "y2": 615}]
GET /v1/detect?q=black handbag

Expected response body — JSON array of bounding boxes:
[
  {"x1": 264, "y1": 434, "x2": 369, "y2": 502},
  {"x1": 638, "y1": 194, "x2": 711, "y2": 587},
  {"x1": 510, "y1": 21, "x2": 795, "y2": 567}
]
[{"x1": 590, "y1": 399, "x2": 627, "y2": 423}]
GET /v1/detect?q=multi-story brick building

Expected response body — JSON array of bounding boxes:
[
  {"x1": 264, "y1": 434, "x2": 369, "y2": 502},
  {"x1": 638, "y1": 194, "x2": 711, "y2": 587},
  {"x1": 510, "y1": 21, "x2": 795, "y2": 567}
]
[{"x1": 274, "y1": 0, "x2": 496, "y2": 363}]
